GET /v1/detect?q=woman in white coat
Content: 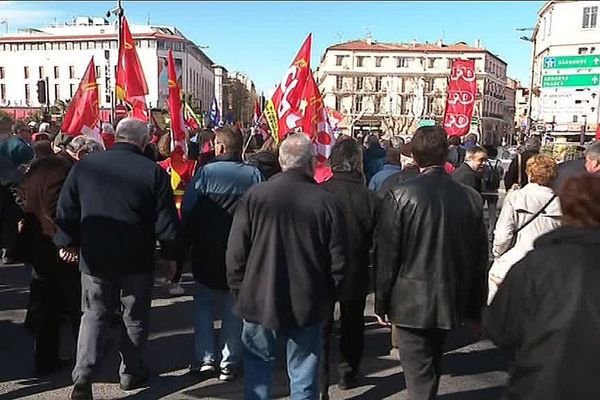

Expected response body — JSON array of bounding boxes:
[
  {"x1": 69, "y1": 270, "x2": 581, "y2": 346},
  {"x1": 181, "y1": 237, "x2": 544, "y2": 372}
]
[{"x1": 488, "y1": 154, "x2": 562, "y2": 304}]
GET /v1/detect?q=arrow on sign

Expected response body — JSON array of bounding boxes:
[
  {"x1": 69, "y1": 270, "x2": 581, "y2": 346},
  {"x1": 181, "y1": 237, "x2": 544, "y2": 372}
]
[
  {"x1": 593, "y1": 76, "x2": 599, "y2": 84},
  {"x1": 595, "y1": 57, "x2": 600, "y2": 65}
]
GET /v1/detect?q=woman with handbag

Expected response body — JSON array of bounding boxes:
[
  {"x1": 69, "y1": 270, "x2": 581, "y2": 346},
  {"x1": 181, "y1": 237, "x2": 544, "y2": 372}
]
[{"x1": 488, "y1": 154, "x2": 561, "y2": 304}]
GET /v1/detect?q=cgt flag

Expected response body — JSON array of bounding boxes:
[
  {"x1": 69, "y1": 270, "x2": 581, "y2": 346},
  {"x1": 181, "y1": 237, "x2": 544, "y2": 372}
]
[
  {"x1": 264, "y1": 33, "x2": 312, "y2": 143},
  {"x1": 209, "y1": 97, "x2": 221, "y2": 127},
  {"x1": 116, "y1": 16, "x2": 149, "y2": 122},
  {"x1": 443, "y1": 59, "x2": 477, "y2": 137},
  {"x1": 61, "y1": 57, "x2": 101, "y2": 141}
]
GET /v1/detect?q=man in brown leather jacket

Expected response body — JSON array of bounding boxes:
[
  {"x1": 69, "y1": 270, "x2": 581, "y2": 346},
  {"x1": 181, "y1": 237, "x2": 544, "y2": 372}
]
[{"x1": 375, "y1": 126, "x2": 488, "y2": 400}]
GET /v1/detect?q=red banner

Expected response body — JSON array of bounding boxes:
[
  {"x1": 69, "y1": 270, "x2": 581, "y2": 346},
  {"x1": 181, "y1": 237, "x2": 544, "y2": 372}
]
[
  {"x1": 264, "y1": 34, "x2": 312, "y2": 142},
  {"x1": 443, "y1": 59, "x2": 476, "y2": 137}
]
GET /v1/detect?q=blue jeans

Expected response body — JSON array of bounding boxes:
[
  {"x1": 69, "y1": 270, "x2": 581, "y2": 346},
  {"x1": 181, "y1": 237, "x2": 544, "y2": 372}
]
[
  {"x1": 242, "y1": 320, "x2": 322, "y2": 400},
  {"x1": 193, "y1": 283, "x2": 242, "y2": 369}
]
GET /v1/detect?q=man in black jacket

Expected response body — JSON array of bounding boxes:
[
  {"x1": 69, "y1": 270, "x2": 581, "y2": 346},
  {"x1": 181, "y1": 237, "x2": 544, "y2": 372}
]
[
  {"x1": 452, "y1": 145, "x2": 487, "y2": 194},
  {"x1": 319, "y1": 139, "x2": 378, "y2": 399},
  {"x1": 181, "y1": 126, "x2": 263, "y2": 381},
  {"x1": 55, "y1": 118, "x2": 180, "y2": 400},
  {"x1": 375, "y1": 126, "x2": 488, "y2": 400},
  {"x1": 226, "y1": 133, "x2": 348, "y2": 400}
]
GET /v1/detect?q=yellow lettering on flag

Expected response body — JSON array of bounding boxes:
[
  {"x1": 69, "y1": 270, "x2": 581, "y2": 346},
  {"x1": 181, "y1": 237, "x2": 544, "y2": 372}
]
[
  {"x1": 264, "y1": 100, "x2": 279, "y2": 143},
  {"x1": 171, "y1": 168, "x2": 182, "y2": 191}
]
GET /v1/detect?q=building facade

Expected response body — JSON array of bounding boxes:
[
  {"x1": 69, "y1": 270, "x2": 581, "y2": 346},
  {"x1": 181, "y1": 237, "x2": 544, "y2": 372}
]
[
  {"x1": 505, "y1": 77, "x2": 518, "y2": 143},
  {"x1": 531, "y1": 0, "x2": 600, "y2": 140},
  {"x1": 316, "y1": 38, "x2": 509, "y2": 144},
  {"x1": 0, "y1": 16, "x2": 214, "y2": 119}
]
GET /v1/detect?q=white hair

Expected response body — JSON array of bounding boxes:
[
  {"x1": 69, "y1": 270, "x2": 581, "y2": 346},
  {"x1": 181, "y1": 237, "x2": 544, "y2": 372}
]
[
  {"x1": 278, "y1": 133, "x2": 315, "y2": 172},
  {"x1": 586, "y1": 141, "x2": 600, "y2": 162},
  {"x1": 115, "y1": 118, "x2": 149, "y2": 146},
  {"x1": 102, "y1": 122, "x2": 115, "y2": 135}
]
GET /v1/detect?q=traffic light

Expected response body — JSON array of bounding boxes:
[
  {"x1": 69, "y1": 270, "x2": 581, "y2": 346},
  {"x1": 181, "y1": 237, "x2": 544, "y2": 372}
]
[{"x1": 37, "y1": 79, "x2": 46, "y2": 104}]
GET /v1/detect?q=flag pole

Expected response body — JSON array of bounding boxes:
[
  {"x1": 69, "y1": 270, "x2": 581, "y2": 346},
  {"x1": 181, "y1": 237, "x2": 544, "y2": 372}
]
[
  {"x1": 242, "y1": 108, "x2": 266, "y2": 159},
  {"x1": 112, "y1": 0, "x2": 123, "y2": 124}
]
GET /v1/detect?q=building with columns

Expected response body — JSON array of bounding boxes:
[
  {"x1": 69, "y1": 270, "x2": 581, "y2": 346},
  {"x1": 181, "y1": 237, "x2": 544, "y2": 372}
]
[
  {"x1": 316, "y1": 38, "x2": 509, "y2": 144},
  {"x1": 0, "y1": 16, "x2": 214, "y2": 120}
]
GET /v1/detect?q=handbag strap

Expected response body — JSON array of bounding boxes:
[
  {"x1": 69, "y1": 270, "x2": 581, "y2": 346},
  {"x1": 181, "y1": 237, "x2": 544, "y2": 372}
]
[
  {"x1": 515, "y1": 193, "x2": 557, "y2": 235},
  {"x1": 517, "y1": 153, "x2": 522, "y2": 187}
]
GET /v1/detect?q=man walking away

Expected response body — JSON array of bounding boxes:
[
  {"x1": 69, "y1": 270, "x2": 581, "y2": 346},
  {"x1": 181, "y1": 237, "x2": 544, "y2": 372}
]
[
  {"x1": 504, "y1": 136, "x2": 541, "y2": 190},
  {"x1": 375, "y1": 126, "x2": 488, "y2": 400},
  {"x1": 452, "y1": 145, "x2": 487, "y2": 194},
  {"x1": 227, "y1": 133, "x2": 348, "y2": 400},
  {"x1": 55, "y1": 118, "x2": 180, "y2": 400},
  {"x1": 182, "y1": 126, "x2": 263, "y2": 381},
  {"x1": 363, "y1": 134, "x2": 387, "y2": 184},
  {"x1": 368, "y1": 147, "x2": 402, "y2": 192},
  {"x1": 481, "y1": 145, "x2": 504, "y2": 239},
  {"x1": 319, "y1": 139, "x2": 378, "y2": 399}
]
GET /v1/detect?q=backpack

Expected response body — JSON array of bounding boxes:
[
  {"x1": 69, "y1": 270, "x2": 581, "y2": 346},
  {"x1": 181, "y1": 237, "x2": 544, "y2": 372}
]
[{"x1": 482, "y1": 160, "x2": 501, "y2": 192}]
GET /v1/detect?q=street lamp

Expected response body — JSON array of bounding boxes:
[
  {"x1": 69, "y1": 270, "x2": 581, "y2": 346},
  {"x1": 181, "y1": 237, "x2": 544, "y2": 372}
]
[
  {"x1": 517, "y1": 27, "x2": 537, "y2": 141},
  {"x1": 0, "y1": 19, "x2": 8, "y2": 34}
]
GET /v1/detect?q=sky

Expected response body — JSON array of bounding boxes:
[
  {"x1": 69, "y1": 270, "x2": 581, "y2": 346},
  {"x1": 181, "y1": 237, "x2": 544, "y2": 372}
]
[{"x1": 0, "y1": 1, "x2": 544, "y2": 93}]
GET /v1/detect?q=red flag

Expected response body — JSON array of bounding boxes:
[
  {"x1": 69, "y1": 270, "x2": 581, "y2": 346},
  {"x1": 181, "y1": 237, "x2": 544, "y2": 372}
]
[
  {"x1": 300, "y1": 72, "x2": 335, "y2": 164},
  {"x1": 116, "y1": 16, "x2": 149, "y2": 122},
  {"x1": 595, "y1": 124, "x2": 600, "y2": 140},
  {"x1": 166, "y1": 49, "x2": 193, "y2": 191},
  {"x1": 443, "y1": 59, "x2": 477, "y2": 137},
  {"x1": 61, "y1": 58, "x2": 100, "y2": 137},
  {"x1": 264, "y1": 34, "x2": 312, "y2": 142}
]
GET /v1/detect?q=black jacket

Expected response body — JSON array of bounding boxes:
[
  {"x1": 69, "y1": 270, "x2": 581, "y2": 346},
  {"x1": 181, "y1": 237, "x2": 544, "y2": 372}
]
[
  {"x1": 504, "y1": 150, "x2": 538, "y2": 190},
  {"x1": 377, "y1": 166, "x2": 420, "y2": 195},
  {"x1": 375, "y1": 167, "x2": 488, "y2": 329},
  {"x1": 55, "y1": 143, "x2": 180, "y2": 277},
  {"x1": 485, "y1": 226, "x2": 600, "y2": 400},
  {"x1": 320, "y1": 171, "x2": 378, "y2": 300},
  {"x1": 226, "y1": 171, "x2": 349, "y2": 331},
  {"x1": 181, "y1": 154, "x2": 263, "y2": 290},
  {"x1": 452, "y1": 162, "x2": 482, "y2": 193},
  {"x1": 552, "y1": 158, "x2": 586, "y2": 192}
]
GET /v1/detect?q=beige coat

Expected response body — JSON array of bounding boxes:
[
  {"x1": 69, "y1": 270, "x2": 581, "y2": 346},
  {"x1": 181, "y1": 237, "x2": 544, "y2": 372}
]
[{"x1": 488, "y1": 183, "x2": 562, "y2": 304}]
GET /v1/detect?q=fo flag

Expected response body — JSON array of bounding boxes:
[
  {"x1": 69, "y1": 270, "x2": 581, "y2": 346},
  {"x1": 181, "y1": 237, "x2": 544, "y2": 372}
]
[
  {"x1": 264, "y1": 33, "x2": 312, "y2": 143},
  {"x1": 210, "y1": 97, "x2": 221, "y2": 127},
  {"x1": 116, "y1": 16, "x2": 149, "y2": 122},
  {"x1": 61, "y1": 57, "x2": 100, "y2": 139},
  {"x1": 443, "y1": 59, "x2": 476, "y2": 137}
]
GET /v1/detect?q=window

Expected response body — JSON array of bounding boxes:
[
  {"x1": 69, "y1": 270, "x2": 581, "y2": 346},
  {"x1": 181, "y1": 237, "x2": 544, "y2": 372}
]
[
  {"x1": 70, "y1": 84, "x2": 76, "y2": 98},
  {"x1": 96, "y1": 66, "x2": 101, "y2": 77},
  {"x1": 355, "y1": 95, "x2": 363, "y2": 112},
  {"x1": 335, "y1": 55, "x2": 344, "y2": 66},
  {"x1": 396, "y1": 57, "x2": 409, "y2": 68},
  {"x1": 583, "y1": 6, "x2": 598, "y2": 29},
  {"x1": 356, "y1": 56, "x2": 365, "y2": 67},
  {"x1": 54, "y1": 66, "x2": 59, "y2": 78},
  {"x1": 24, "y1": 66, "x2": 29, "y2": 79},
  {"x1": 335, "y1": 96, "x2": 341, "y2": 111},
  {"x1": 0, "y1": 67, "x2": 4, "y2": 79},
  {"x1": 375, "y1": 56, "x2": 383, "y2": 67},
  {"x1": 39, "y1": 66, "x2": 44, "y2": 79},
  {"x1": 428, "y1": 58, "x2": 436, "y2": 69},
  {"x1": 579, "y1": 47, "x2": 589, "y2": 55},
  {"x1": 447, "y1": 58, "x2": 454, "y2": 69},
  {"x1": 356, "y1": 76, "x2": 364, "y2": 90},
  {"x1": 25, "y1": 84, "x2": 30, "y2": 103},
  {"x1": 89, "y1": 41, "x2": 95, "y2": 49},
  {"x1": 54, "y1": 84, "x2": 60, "y2": 100},
  {"x1": 59, "y1": 42, "x2": 66, "y2": 50},
  {"x1": 67, "y1": 41, "x2": 73, "y2": 50},
  {"x1": 375, "y1": 76, "x2": 382, "y2": 92},
  {"x1": 82, "y1": 41, "x2": 88, "y2": 50},
  {"x1": 573, "y1": 115, "x2": 578, "y2": 123},
  {"x1": 69, "y1": 66, "x2": 75, "y2": 79},
  {"x1": 336, "y1": 75, "x2": 343, "y2": 90},
  {"x1": 374, "y1": 96, "x2": 381, "y2": 114},
  {"x1": 548, "y1": 12, "x2": 552, "y2": 36}
]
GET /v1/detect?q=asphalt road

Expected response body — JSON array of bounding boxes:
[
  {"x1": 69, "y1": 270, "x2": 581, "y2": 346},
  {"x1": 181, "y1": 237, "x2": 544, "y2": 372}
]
[{"x1": 0, "y1": 261, "x2": 509, "y2": 400}]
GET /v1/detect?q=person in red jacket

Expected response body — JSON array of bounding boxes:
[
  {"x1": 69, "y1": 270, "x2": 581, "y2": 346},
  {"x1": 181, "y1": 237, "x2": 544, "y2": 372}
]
[{"x1": 100, "y1": 123, "x2": 115, "y2": 150}]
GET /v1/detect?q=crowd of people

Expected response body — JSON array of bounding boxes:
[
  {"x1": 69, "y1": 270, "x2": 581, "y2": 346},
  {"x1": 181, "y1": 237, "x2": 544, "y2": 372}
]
[{"x1": 0, "y1": 117, "x2": 599, "y2": 400}]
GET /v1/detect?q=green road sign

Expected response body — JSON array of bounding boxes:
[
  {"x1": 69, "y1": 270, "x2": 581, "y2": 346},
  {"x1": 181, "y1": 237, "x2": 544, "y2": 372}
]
[
  {"x1": 418, "y1": 119, "x2": 436, "y2": 127},
  {"x1": 543, "y1": 55, "x2": 600, "y2": 70},
  {"x1": 542, "y1": 74, "x2": 600, "y2": 88}
]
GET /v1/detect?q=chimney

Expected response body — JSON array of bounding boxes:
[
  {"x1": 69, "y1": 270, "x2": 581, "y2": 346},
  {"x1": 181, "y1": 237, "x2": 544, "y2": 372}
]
[
  {"x1": 411, "y1": 38, "x2": 417, "y2": 47},
  {"x1": 366, "y1": 31, "x2": 372, "y2": 45},
  {"x1": 436, "y1": 39, "x2": 443, "y2": 47},
  {"x1": 474, "y1": 38, "x2": 481, "y2": 48}
]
